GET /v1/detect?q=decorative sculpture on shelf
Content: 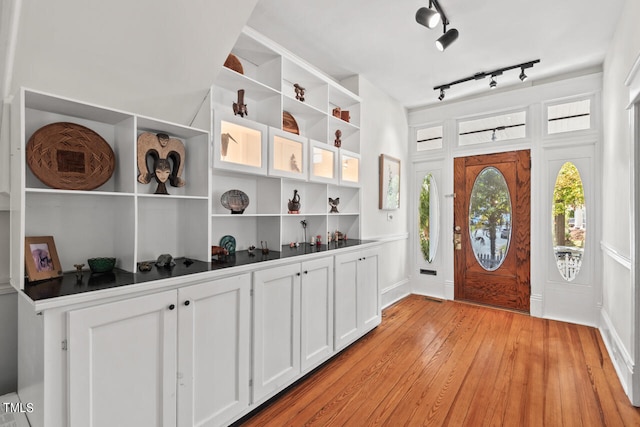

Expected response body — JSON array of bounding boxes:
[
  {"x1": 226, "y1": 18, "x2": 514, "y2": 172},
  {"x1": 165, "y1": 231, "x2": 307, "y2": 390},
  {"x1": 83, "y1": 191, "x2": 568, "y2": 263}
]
[
  {"x1": 294, "y1": 83, "x2": 305, "y2": 102},
  {"x1": 334, "y1": 129, "x2": 342, "y2": 148},
  {"x1": 290, "y1": 154, "x2": 300, "y2": 172},
  {"x1": 221, "y1": 133, "x2": 238, "y2": 158},
  {"x1": 137, "y1": 132, "x2": 186, "y2": 195},
  {"x1": 329, "y1": 197, "x2": 340, "y2": 213},
  {"x1": 288, "y1": 189, "x2": 301, "y2": 214},
  {"x1": 233, "y1": 89, "x2": 248, "y2": 117}
]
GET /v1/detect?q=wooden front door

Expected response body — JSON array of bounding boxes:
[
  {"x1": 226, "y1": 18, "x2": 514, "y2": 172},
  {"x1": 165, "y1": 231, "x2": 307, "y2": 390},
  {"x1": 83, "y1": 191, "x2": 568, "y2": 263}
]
[{"x1": 454, "y1": 150, "x2": 530, "y2": 312}]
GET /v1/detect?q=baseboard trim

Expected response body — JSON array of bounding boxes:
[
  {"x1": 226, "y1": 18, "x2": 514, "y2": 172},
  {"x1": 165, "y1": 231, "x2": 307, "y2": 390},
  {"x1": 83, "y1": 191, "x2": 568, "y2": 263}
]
[
  {"x1": 381, "y1": 278, "x2": 411, "y2": 309},
  {"x1": 599, "y1": 308, "x2": 637, "y2": 404}
]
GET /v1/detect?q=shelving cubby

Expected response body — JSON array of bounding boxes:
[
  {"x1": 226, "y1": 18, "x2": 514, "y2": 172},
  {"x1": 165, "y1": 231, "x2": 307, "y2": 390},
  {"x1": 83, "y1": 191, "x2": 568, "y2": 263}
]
[
  {"x1": 212, "y1": 110, "x2": 269, "y2": 175},
  {"x1": 268, "y1": 127, "x2": 308, "y2": 180},
  {"x1": 10, "y1": 88, "x2": 211, "y2": 290},
  {"x1": 282, "y1": 57, "x2": 329, "y2": 114}
]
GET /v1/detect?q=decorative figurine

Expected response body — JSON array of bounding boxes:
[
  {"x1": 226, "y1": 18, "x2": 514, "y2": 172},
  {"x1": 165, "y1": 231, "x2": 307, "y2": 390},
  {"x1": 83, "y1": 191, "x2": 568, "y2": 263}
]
[
  {"x1": 233, "y1": 89, "x2": 248, "y2": 117},
  {"x1": 329, "y1": 197, "x2": 340, "y2": 213},
  {"x1": 301, "y1": 219, "x2": 307, "y2": 243},
  {"x1": 138, "y1": 261, "x2": 152, "y2": 272},
  {"x1": 211, "y1": 245, "x2": 229, "y2": 261},
  {"x1": 294, "y1": 83, "x2": 305, "y2": 102},
  {"x1": 137, "y1": 132, "x2": 186, "y2": 191},
  {"x1": 155, "y1": 254, "x2": 175, "y2": 268},
  {"x1": 288, "y1": 189, "x2": 301, "y2": 213},
  {"x1": 248, "y1": 245, "x2": 256, "y2": 255},
  {"x1": 316, "y1": 235, "x2": 322, "y2": 245},
  {"x1": 290, "y1": 154, "x2": 300, "y2": 172},
  {"x1": 332, "y1": 107, "x2": 341, "y2": 118},
  {"x1": 310, "y1": 236, "x2": 315, "y2": 246},
  {"x1": 261, "y1": 241, "x2": 269, "y2": 254},
  {"x1": 341, "y1": 110, "x2": 351, "y2": 122},
  {"x1": 74, "y1": 263, "x2": 84, "y2": 282},
  {"x1": 221, "y1": 133, "x2": 238, "y2": 158},
  {"x1": 327, "y1": 231, "x2": 332, "y2": 243},
  {"x1": 334, "y1": 129, "x2": 342, "y2": 148}
]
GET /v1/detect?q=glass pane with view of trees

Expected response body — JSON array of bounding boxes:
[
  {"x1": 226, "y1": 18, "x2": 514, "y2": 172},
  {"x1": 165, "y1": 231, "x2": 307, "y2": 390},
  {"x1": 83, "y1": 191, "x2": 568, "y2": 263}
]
[
  {"x1": 469, "y1": 167, "x2": 512, "y2": 271},
  {"x1": 552, "y1": 162, "x2": 586, "y2": 281}
]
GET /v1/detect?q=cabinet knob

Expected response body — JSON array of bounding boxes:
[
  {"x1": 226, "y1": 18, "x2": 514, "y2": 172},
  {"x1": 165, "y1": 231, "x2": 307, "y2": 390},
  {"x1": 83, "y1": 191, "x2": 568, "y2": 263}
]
[
  {"x1": 362, "y1": 257, "x2": 366, "y2": 260},
  {"x1": 304, "y1": 270, "x2": 308, "y2": 274},
  {"x1": 184, "y1": 300, "x2": 190, "y2": 306},
  {"x1": 169, "y1": 304, "x2": 176, "y2": 310},
  {"x1": 296, "y1": 272, "x2": 301, "y2": 276}
]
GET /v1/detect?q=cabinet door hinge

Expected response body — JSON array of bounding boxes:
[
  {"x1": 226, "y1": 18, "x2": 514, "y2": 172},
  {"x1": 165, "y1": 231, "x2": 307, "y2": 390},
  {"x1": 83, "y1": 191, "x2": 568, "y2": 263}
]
[
  {"x1": 61, "y1": 339, "x2": 68, "y2": 351},
  {"x1": 250, "y1": 289, "x2": 254, "y2": 297},
  {"x1": 249, "y1": 379, "x2": 253, "y2": 387}
]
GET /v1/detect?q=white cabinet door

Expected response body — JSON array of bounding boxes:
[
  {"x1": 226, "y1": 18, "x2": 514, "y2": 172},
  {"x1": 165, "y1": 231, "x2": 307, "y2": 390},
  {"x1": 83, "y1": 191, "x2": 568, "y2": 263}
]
[
  {"x1": 334, "y1": 248, "x2": 380, "y2": 351},
  {"x1": 177, "y1": 274, "x2": 251, "y2": 427},
  {"x1": 334, "y1": 251, "x2": 360, "y2": 350},
  {"x1": 253, "y1": 263, "x2": 301, "y2": 402},
  {"x1": 300, "y1": 257, "x2": 334, "y2": 372},
  {"x1": 67, "y1": 290, "x2": 178, "y2": 427},
  {"x1": 359, "y1": 248, "x2": 381, "y2": 331}
]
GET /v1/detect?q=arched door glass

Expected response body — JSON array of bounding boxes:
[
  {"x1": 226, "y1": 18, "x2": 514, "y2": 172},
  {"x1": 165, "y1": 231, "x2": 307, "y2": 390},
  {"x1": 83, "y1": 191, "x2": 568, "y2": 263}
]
[
  {"x1": 469, "y1": 167, "x2": 512, "y2": 271},
  {"x1": 419, "y1": 173, "x2": 439, "y2": 263},
  {"x1": 552, "y1": 162, "x2": 586, "y2": 281}
]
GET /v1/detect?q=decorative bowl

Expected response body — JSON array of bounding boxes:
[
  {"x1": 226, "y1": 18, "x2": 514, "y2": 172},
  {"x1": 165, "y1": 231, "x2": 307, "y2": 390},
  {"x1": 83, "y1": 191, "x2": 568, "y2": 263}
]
[
  {"x1": 221, "y1": 189, "x2": 249, "y2": 214},
  {"x1": 88, "y1": 257, "x2": 116, "y2": 273}
]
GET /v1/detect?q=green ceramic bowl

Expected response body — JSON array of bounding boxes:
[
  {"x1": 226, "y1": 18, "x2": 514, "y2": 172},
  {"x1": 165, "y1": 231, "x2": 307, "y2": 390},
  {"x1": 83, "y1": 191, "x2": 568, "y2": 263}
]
[{"x1": 87, "y1": 257, "x2": 116, "y2": 273}]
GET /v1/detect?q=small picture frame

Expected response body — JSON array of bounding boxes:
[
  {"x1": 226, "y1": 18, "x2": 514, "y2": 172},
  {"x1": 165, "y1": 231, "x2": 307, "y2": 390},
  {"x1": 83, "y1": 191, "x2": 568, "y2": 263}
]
[
  {"x1": 25, "y1": 236, "x2": 63, "y2": 282},
  {"x1": 379, "y1": 154, "x2": 401, "y2": 210}
]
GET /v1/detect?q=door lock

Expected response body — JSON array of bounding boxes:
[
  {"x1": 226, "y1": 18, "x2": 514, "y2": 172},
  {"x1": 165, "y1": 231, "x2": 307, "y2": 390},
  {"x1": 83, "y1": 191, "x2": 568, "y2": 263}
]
[{"x1": 453, "y1": 226, "x2": 462, "y2": 250}]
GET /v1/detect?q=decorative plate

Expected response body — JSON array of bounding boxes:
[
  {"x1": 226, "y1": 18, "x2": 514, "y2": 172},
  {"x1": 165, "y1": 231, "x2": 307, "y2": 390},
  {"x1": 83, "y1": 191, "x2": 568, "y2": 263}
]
[
  {"x1": 223, "y1": 53, "x2": 244, "y2": 74},
  {"x1": 220, "y1": 235, "x2": 236, "y2": 254},
  {"x1": 221, "y1": 189, "x2": 249, "y2": 214},
  {"x1": 26, "y1": 122, "x2": 115, "y2": 190},
  {"x1": 282, "y1": 111, "x2": 299, "y2": 135}
]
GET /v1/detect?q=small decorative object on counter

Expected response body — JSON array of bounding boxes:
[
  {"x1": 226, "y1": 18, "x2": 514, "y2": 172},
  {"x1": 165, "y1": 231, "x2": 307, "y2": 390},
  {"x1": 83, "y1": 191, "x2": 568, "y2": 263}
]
[
  {"x1": 341, "y1": 110, "x2": 350, "y2": 123},
  {"x1": 288, "y1": 189, "x2": 301, "y2": 213},
  {"x1": 310, "y1": 236, "x2": 315, "y2": 246},
  {"x1": 220, "y1": 235, "x2": 236, "y2": 254},
  {"x1": 137, "y1": 131, "x2": 186, "y2": 192},
  {"x1": 211, "y1": 245, "x2": 229, "y2": 261},
  {"x1": 332, "y1": 107, "x2": 341, "y2": 118},
  {"x1": 294, "y1": 83, "x2": 305, "y2": 102},
  {"x1": 74, "y1": 263, "x2": 84, "y2": 282},
  {"x1": 334, "y1": 129, "x2": 342, "y2": 148},
  {"x1": 155, "y1": 254, "x2": 175, "y2": 268},
  {"x1": 316, "y1": 235, "x2": 322, "y2": 245},
  {"x1": 327, "y1": 231, "x2": 332, "y2": 243},
  {"x1": 261, "y1": 241, "x2": 269, "y2": 254},
  {"x1": 301, "y1": 219, "x2": 307, "y2": 243},
  {"x1": 87, "y1": 257, "x2": 116, "y2": 273},
  {"x1": 248, "y1": 245, "x2": 256, "y2": 255},
  {"x1": 335, "y1": 230, "x2": 344, "y2": 241},
  {"x1": 329, "y1": 197, "x2": 340, "y2": 213},
  {"x1": 233, "y1": 89, "x2": 248, "y2": 117},
  {"x1": 138, "y1": 261, "x2": 153, "y2": 272},
  {"x1": 289, "y1": 242, "x2": 296, "y2": 248},
  {"x1": 221, "y1": 189, "x2": 249, "y2": 214},
  {"x1": 220, "y1": 133, "x2": 238, "y2": 158}
]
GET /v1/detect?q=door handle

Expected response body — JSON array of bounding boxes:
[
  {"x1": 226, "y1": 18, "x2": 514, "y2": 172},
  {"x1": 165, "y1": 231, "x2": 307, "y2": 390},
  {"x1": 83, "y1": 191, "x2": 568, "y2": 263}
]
[{"x1": 453, "y1": 226, "x2": 462, "y2": 251}]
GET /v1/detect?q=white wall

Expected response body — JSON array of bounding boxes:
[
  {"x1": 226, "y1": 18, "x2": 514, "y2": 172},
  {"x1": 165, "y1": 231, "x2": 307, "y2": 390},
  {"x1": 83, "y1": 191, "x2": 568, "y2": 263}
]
[
  {"x1": 601, "y1": 0, "x2": 640, "y2": 406},
  {"x1": 9, "y1": 0, "x2": 259, "y2": 125},
  {"x1": 356, "y1": 77, "x2": 410, "y2": 307}
]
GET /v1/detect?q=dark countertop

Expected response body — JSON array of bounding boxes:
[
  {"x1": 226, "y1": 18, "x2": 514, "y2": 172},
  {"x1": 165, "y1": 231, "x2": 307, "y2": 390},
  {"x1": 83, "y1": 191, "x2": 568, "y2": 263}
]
[{"x1": 23, "y1": 239, "x2": 372, "y2": 302}]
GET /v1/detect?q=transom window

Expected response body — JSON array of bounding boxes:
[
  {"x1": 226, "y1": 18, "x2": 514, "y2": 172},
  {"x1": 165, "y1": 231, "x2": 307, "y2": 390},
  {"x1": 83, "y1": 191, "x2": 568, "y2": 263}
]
[
  {"x1": 416, "y1": 125, "x2": 443, "y2": 151},
  {"x1": 458, "y1": 111, "x2": 527, "y2": 146},
  {"x1": 547, "y1": 99, "x2": 591, "y2": 134}
]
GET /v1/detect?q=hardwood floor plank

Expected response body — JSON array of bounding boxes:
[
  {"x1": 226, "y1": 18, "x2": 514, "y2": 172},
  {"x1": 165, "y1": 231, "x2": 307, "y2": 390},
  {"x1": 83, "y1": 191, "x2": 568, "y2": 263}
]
[{"x1": 237, "y1": 297, "x2": 640, "y2": 427}]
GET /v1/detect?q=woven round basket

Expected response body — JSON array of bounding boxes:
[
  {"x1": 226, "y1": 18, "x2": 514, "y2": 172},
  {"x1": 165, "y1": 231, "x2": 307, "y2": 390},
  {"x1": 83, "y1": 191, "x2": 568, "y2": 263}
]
[
  {"x1": 224, "y1": 53, "x2": 244, "y2": 74},
  {"x1": 26, "y1": 122, "x2": 116, "y2": 190}
]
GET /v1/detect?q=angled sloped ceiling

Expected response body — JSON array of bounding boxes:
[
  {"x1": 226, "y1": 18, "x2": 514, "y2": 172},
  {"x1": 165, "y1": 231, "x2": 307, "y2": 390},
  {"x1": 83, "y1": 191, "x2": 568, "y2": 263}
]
[{"x1": 10, "y1": 0, "x2": 258, "y2": 125}]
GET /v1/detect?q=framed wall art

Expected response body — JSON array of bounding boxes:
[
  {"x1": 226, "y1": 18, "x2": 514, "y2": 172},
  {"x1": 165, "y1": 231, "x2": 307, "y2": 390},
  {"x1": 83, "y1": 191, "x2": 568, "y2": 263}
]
[
  {"x1": 379, "y1": 154, "x2": 401, "y2": 210},
  {"x1": 25, "y1": 236, "x2": 63, "y2": 282}
]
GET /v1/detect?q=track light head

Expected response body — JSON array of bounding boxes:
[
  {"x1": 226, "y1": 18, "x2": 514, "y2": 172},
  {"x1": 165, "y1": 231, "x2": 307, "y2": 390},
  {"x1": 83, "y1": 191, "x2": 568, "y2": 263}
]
[
  {"x1": 519, "y1": 67, "x2": 528, "y2": 81},
  {"x1": 436, "y1": 28, "x2": 458, "y2": 51},
  {"x1": 438, "y1": 87, "x2": 446, "y2": 101},
  {"x1": 415, "y1": 6, "x2": 441, "y2": 29},
  {"x1": 489, "y1": 76, "x2": 497, "y2": 89}
]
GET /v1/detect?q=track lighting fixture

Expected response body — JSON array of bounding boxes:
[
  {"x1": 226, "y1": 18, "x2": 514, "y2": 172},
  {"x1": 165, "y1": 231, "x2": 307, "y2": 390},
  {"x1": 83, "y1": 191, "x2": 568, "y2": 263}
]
[
  {"x1": 433, "y1": 59, "x2": 540, "y2": 101},
  {"x1": 415, "y1": 5, "x2": 440, "y2": 29},
  {"x1": 416, "y1": 0, "x2": 458, "y2": 51}
]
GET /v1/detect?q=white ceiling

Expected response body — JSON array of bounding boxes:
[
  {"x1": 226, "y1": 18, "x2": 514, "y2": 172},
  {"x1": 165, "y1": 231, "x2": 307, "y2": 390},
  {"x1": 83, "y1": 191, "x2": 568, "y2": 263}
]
[{"x1": 248, "y1": 0, "x2": 626, "y2": 109}]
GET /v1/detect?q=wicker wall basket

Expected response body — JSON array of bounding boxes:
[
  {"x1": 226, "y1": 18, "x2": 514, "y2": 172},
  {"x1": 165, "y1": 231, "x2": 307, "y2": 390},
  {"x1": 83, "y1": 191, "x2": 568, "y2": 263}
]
[{"x1": 26, "y1": 122, "x2": 116, "y2": 190}]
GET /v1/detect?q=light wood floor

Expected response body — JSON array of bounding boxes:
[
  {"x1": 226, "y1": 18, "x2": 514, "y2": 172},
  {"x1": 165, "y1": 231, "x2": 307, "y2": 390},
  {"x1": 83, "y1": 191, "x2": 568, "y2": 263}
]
[{"x1": 239, "y1": 294, "x2": 640, "y2": 426}]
